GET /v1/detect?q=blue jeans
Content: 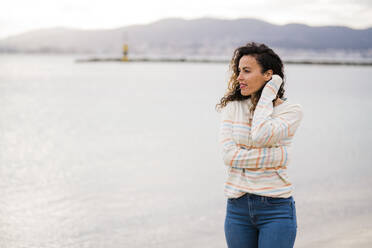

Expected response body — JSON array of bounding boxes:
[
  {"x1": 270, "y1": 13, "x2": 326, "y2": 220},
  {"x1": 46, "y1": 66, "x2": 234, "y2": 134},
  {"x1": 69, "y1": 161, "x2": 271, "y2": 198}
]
[{"x1": 224, "y1": 193, "x2": 297, "y2": 248}]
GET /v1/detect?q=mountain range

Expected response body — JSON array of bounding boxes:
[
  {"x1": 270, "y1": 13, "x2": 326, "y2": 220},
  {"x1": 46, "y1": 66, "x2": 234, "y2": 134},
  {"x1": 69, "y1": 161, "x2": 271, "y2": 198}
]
[{"x1": 1, "y1": 17, "x2": 371, "y2": 60}]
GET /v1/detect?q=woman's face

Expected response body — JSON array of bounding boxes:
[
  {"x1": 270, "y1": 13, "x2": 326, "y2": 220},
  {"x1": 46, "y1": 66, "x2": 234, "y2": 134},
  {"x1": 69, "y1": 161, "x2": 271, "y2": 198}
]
[{"x1": 237, "y1": 55, "x2": 272, "y2": 96}]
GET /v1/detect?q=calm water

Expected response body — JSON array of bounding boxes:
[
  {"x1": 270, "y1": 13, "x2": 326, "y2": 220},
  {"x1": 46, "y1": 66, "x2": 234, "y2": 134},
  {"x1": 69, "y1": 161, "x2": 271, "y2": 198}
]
[{"x1": 0, "y1": 54, "x2": 372, "y2": 248}]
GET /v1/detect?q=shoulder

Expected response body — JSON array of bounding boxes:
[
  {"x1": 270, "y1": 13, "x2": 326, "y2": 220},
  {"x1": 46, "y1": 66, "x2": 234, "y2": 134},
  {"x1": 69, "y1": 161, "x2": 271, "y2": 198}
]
[
  {"x1": 222, "y1": 100, "x2": 238, "y2": 113},
  {"x1": 220, "y1": 100, "x2": 240, "y2": 120}
]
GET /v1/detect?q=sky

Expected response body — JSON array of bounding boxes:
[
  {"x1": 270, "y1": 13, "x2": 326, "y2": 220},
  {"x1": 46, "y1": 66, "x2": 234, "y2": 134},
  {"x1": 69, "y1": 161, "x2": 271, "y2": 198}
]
[{"x1": 1, "y1": 0, "x2": 372, "y2": 39}]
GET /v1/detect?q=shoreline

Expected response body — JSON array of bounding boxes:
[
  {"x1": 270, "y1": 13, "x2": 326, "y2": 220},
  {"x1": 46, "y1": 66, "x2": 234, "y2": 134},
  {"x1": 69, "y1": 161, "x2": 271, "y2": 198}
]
[{"x1": 75, "y1": 57, "x2": 372, "y2": 66}]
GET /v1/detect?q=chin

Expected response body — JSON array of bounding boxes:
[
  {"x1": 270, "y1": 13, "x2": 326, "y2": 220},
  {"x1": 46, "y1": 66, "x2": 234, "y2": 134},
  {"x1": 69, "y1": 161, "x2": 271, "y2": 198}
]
[{"x1": 241, "y1": 90, "x2": 251, "y2": 96}]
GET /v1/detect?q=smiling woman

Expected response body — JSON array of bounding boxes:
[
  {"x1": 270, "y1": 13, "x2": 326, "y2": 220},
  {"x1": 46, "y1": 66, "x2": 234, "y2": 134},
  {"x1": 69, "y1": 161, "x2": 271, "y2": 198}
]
[
  {"x1": 216, "y1": 42, "x2": 303, "y2": 248},
  {"x1": 216, "y1": 42, "x2": 286, "y2": 113}
]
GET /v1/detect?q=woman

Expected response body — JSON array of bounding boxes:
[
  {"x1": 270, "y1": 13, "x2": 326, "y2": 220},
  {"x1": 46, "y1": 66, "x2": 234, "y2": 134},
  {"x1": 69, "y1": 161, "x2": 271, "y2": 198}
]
[{"x1": 217, "y1": 42, "x2": 303, "y2": 248}]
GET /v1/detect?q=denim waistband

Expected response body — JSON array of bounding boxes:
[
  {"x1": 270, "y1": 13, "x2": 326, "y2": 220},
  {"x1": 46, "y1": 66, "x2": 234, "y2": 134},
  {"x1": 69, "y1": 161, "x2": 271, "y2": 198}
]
[{"x1": 238, "y1": 192, "x2": 293, "y2": 201}]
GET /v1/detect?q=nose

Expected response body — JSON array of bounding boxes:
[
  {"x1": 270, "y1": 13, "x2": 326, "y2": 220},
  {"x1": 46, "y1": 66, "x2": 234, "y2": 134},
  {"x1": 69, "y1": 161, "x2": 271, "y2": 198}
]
[{"x1": 237, "y1": 72, "x2": 243, "y2": 81}]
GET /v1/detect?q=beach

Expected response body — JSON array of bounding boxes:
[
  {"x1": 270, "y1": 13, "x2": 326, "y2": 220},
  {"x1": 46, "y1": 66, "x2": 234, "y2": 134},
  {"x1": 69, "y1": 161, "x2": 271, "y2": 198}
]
[{"x1": 0, "y1": 54, "x2": 371, "y2": 247}]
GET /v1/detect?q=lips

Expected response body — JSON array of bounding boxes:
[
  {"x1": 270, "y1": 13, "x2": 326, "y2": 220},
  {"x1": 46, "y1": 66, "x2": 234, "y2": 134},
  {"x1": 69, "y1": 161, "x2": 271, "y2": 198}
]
[{"x1": 239, "y1": 84, "x2": 247, "y2": 89}]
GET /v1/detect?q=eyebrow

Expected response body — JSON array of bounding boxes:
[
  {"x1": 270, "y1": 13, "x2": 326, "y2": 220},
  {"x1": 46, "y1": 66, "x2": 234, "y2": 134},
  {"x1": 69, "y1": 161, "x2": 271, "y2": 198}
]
[{"x1": 238, "y1": 66, "x2": 251, "y2": 70}]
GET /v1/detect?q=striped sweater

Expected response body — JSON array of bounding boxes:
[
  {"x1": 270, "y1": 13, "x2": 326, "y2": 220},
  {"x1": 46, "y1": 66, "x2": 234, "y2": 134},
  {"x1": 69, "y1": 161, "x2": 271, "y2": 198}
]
[{"x1": 219, "y1": 75, "x2": 303, "y2": 198}]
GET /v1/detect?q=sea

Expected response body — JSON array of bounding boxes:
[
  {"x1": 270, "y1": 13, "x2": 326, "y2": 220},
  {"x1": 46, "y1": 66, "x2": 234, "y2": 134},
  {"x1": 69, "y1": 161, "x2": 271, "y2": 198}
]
[{"x1": 0, "y1": 54, "x2": 372, "y2": 248}]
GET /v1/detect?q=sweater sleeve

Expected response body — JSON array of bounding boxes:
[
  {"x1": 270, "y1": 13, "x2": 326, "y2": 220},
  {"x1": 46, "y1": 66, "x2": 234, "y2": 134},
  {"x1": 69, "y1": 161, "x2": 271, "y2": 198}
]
[
  {"x1": 251, "y1": 75, "x2": 303, "y2": 147},
  {"x1": 219, "y1": 101, "x2": 289, "y2": 169}
]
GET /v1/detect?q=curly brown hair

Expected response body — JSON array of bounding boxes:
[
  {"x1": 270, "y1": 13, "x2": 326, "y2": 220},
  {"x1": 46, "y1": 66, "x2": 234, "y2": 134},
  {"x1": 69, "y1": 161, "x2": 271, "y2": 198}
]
[{"x1": 216, "y1": 42, "x2": 286, "y2": 113}]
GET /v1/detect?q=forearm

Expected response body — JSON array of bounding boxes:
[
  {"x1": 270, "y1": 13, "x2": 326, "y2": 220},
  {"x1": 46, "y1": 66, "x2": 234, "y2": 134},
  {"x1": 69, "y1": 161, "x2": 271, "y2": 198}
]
[
  {"x1": 251, "y1": 75, "x2": 302, "y2": 146},
  {"x1": 221, "y1": 136, "x2": 288, "y2": 169}
]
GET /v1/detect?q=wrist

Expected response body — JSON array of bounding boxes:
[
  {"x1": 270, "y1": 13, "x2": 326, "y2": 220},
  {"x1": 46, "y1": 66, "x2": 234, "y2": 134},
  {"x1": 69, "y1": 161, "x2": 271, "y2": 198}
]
[
  {"x1": 261, "y1": 74, "x2": 282, "y2": 100},
  {"x1": 267, "y1": 74, "x2": 283, "y2": 90}
]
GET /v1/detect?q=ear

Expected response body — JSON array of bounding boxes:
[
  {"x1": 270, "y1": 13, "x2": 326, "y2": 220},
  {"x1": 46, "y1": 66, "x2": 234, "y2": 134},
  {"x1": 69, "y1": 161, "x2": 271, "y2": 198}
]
[{"x1": 264, "y1": 69, "x2": 273, "y2": 81}]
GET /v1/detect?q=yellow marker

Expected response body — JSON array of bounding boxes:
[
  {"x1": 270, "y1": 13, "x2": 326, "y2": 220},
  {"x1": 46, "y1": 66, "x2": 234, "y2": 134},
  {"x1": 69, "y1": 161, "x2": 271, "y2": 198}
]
[{"x1": 122, "y1": 44, "x2": 129, "y2": 62}]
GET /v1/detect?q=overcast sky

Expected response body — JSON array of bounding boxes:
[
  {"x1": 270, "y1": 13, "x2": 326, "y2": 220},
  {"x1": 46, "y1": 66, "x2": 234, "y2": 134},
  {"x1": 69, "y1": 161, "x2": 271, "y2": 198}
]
[{"x1": 1, "y1": 0, "x2": 371, "y2": 39}]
